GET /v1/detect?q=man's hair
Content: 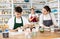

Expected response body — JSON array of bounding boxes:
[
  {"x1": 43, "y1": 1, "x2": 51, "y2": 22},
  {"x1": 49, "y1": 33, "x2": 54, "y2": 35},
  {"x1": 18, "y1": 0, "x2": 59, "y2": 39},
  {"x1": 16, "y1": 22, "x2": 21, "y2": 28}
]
[{"x1": 14, "y1": 6, "x2": 22, "y2": 13}]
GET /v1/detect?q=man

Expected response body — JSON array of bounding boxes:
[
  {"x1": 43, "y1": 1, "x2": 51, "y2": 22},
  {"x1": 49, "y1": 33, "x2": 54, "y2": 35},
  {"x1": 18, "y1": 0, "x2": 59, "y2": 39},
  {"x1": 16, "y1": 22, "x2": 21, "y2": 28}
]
[{"x1": 8, "y1": 6, "x2": 30, "y2": 31}]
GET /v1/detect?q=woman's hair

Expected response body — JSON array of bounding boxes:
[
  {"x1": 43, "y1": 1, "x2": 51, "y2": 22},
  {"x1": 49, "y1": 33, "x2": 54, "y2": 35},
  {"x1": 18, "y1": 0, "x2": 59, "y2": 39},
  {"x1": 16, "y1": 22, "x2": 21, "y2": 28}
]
[
  {"x1": 30, "y1": 8, "x2": 35, "y2": 10},
  {"x1": 14, "y1": 6, "x2": 22, "y2": 13},
  {"x1": 43, "y1": 6, "x2": 51, "y2": 12}
]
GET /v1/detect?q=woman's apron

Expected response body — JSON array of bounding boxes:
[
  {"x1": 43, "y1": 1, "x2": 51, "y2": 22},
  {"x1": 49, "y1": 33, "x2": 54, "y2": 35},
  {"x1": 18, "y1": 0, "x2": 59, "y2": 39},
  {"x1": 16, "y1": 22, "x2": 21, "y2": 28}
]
[{"x1": 43, "y1": 14, "x2": 53, "y2": 27}]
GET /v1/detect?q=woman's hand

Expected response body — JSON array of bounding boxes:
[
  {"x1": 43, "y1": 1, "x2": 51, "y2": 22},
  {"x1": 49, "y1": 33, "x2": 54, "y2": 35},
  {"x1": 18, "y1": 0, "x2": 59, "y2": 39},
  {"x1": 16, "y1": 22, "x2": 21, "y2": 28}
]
[
  {"x1": 29, "y1": 17, "x2": 35, "y2": 22},
  {"x1": 43, "y1": 25, "x2": 50, "y2": 28},
  {"x1": 36, "y1": 16, "x2": 39, "y2": 21},
  {"x1": 23, "y1": 24, "x2": 34, "y2": 29}
]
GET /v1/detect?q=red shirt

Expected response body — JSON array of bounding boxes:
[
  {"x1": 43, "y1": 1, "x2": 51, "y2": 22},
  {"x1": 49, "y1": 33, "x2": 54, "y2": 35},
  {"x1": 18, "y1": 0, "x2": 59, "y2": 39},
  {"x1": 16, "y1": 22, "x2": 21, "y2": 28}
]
[{"x1": 30, "y1": 16, "x2": 38, "y2": 22}]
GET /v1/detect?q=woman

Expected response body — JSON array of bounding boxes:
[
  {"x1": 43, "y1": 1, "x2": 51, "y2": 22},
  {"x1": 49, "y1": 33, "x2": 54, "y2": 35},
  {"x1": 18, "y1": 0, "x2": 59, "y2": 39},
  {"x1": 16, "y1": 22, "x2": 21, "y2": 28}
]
[
  {"x1": 29, "y1": 8, "x2": 39, "y2": 22},
  {"x1": 39, "y1": 6, "x2": 58, "y2": 28},
  {"x1": 8, "y1": 6, "x2": 30, "y2": 30}
]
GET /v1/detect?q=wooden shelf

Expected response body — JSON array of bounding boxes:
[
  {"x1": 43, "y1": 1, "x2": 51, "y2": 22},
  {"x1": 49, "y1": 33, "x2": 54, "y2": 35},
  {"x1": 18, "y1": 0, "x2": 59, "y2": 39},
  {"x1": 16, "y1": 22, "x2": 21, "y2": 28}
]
[{"x1": 0, "y1": 8, "x2": 12, "y2": 10}]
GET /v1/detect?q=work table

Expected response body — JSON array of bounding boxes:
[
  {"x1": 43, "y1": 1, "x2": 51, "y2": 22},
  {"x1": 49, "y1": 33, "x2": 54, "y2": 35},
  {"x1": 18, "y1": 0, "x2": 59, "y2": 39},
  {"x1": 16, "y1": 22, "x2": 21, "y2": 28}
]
[{"x1": 0, "y1": 31, "x2": 60, "y2": 39}]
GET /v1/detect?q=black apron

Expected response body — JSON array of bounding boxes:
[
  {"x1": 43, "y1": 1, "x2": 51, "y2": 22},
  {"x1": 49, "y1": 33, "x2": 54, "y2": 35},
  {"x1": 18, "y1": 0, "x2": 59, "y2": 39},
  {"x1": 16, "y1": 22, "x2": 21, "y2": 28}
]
[
  {"x1": 13, "y1": 17, "x2": 23, "y2": 29},
  {"x1": 43, "y1": 14, "x2": 53, "y2": 27}
]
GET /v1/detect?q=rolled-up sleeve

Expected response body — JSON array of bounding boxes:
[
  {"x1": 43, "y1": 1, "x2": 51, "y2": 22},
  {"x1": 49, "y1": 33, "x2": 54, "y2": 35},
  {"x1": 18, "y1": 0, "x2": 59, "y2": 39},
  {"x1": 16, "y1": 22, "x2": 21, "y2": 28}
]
[
  {"x1": 23, "y1": 17, "x2": 30, "y2": 25},
  {"x1": 51, "y1": 13, "x2": 58, "y2": 26},
  {"x1": 39, "y1": 14, "x2": 44, "y2": 26},
  {"x1": 7, "y1": 18, "x2": 14, "y2": 30}
]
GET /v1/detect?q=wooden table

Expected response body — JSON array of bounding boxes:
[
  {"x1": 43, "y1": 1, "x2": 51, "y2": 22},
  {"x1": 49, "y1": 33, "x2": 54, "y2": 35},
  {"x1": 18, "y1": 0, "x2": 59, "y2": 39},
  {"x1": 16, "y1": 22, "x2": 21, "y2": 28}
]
[{"x1": 0, "y1": 31, "x2": 60, "y2": 39}]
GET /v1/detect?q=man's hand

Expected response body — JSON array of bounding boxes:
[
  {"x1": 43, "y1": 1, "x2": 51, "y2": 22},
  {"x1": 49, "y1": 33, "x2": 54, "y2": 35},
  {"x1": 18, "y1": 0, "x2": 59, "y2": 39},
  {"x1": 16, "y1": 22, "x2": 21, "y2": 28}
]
[{"x1": 9, "y1": 29, "x2": 17, "y2": 32}]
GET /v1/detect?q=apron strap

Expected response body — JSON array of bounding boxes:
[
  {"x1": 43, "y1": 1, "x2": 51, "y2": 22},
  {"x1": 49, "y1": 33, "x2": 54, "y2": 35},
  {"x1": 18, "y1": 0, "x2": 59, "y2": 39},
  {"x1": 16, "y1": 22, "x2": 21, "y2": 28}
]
[
  {"x1": 42, "y1": 13, "x2": 53, "y2": 24},
  {"x1": 21, "y1": 17, "x2": 23, "y2": 25},
  {"x1": 49, "y1": 13, "x2": 52, "y2": 20},
  {"x1": 14, "y1": 17, "x2": 16, "y2": 24},
  {"x1": 42, "y1": 13, "x2": 52, "y2": 21},
  {"x1": 14, "y1": 17, "x2": 23, "y2": 24}
]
